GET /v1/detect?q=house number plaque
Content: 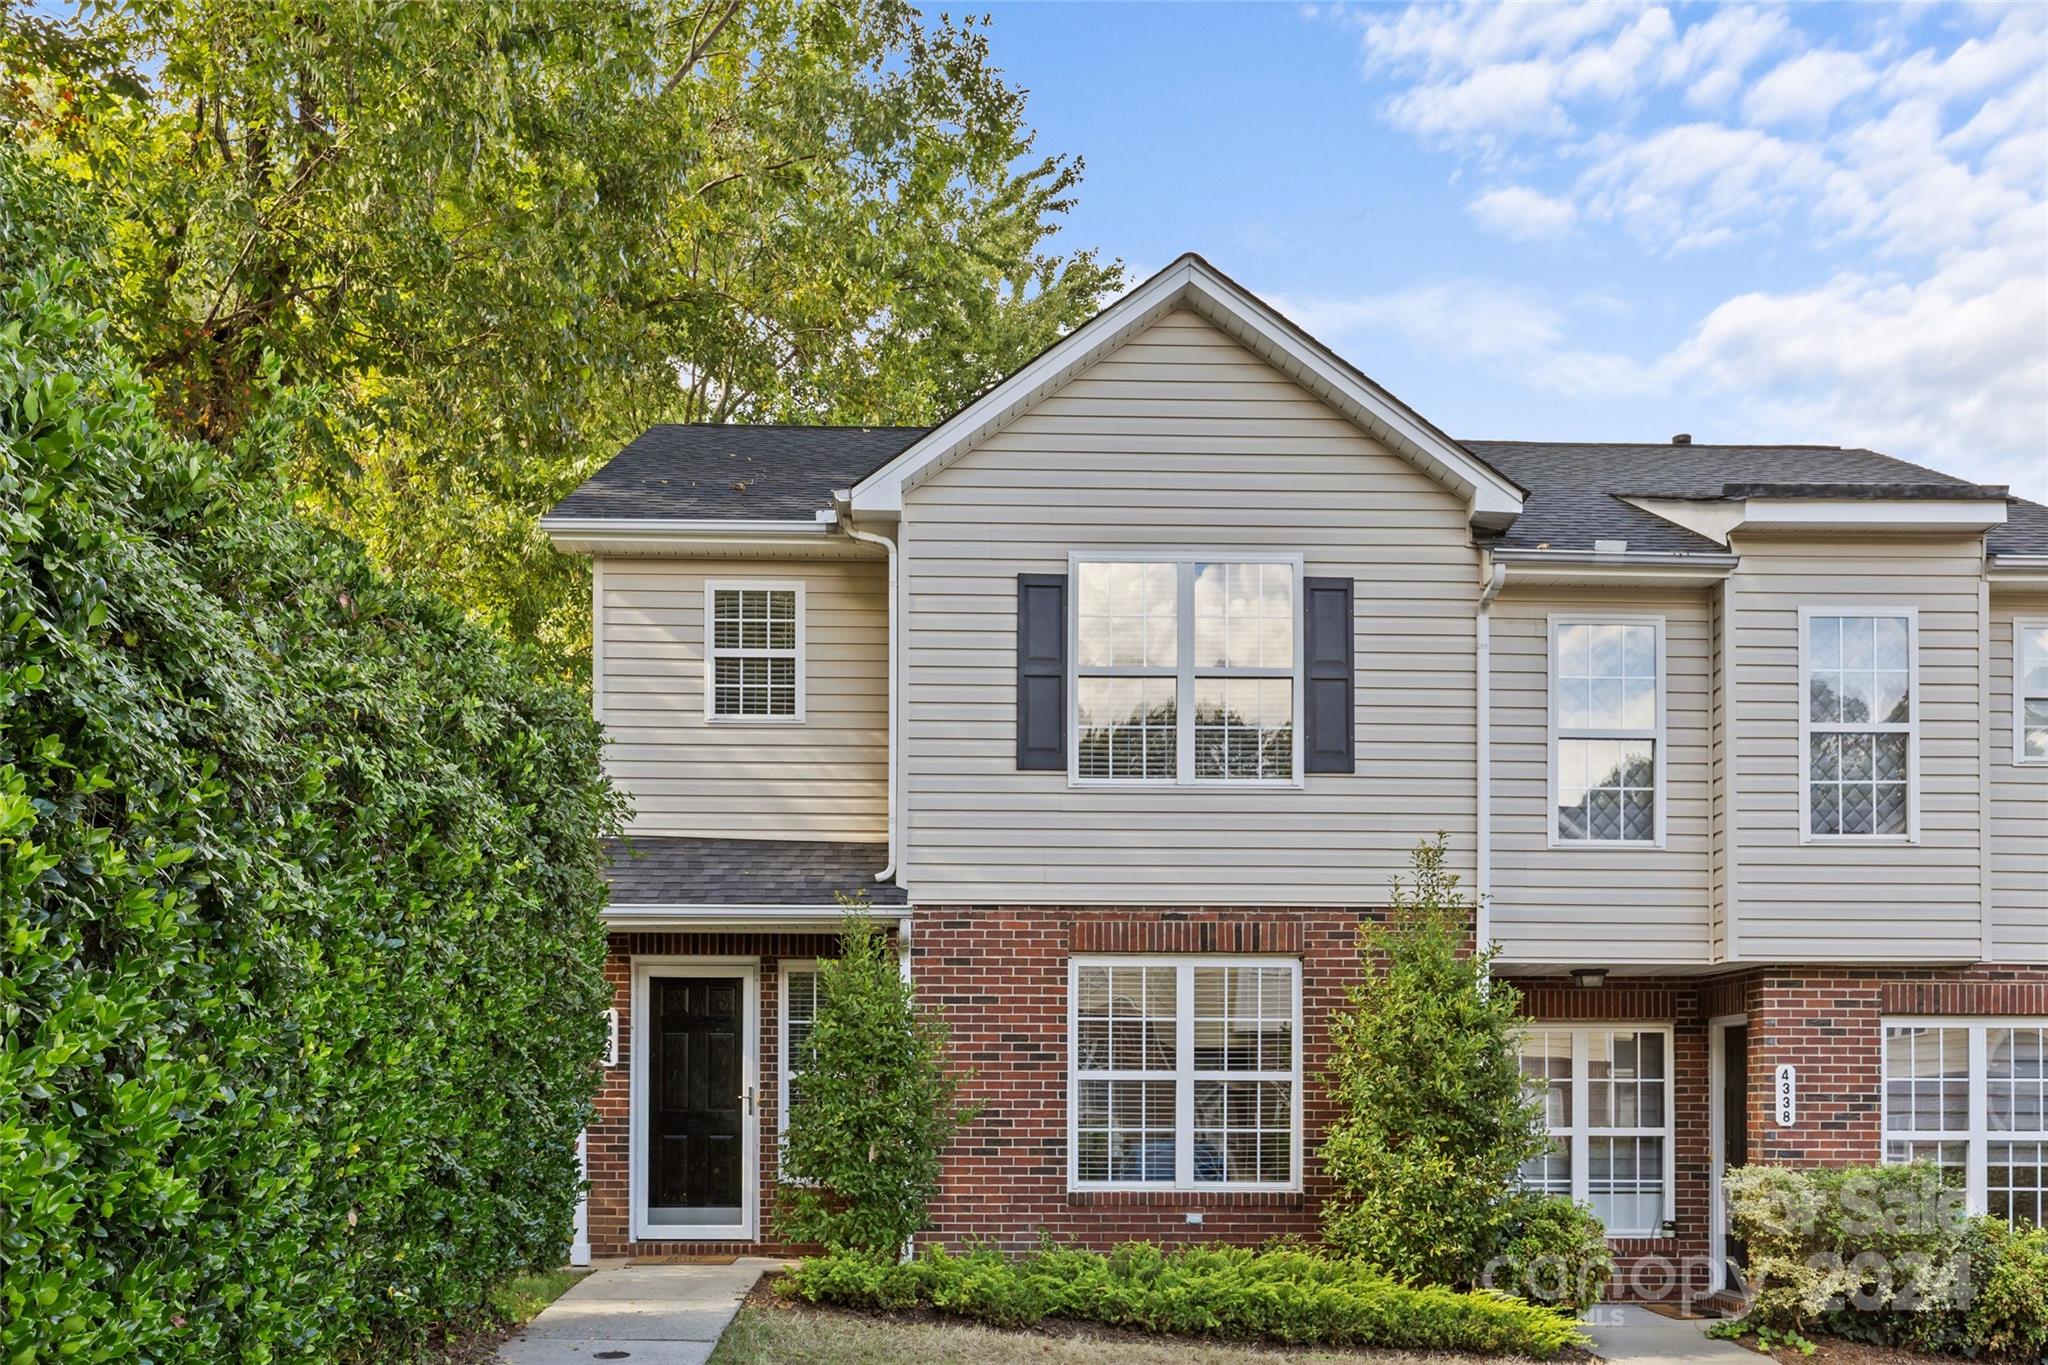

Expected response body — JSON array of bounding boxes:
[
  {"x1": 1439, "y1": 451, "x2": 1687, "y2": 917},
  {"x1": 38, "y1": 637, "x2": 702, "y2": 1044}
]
[{"x1": 1775, "y1": 1064, "x2": 1798, "y2": 1127}]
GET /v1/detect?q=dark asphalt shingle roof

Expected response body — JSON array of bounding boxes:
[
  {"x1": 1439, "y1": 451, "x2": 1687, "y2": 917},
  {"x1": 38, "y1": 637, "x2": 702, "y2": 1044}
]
[
  {"x1": 549, "y1": 425, "x2": 925, "y2": 522},
  {"x1": 551, "y1": 425, "x2": 2045, "y2": 558},
  {"x1": 604, "y1": 836, "x2": 906, "y2": 907},
  {"x1": 1461, "y1": 441, "x2": 2038, "y2": 555}
]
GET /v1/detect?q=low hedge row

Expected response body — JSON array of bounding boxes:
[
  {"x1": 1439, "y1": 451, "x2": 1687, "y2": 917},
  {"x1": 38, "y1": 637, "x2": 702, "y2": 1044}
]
[{"x1": 782, "y1": 1243, "x2": 1588, "y2": 1358}]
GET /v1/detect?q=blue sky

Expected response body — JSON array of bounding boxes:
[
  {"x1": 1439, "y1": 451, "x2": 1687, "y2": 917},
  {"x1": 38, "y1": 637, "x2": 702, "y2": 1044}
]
[{"x1": 973, "y1": 2, "x2": 2047, "y2": 500}]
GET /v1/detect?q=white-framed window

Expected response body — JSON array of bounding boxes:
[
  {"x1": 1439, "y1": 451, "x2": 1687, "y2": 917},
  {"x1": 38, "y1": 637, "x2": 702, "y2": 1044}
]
[
  {"x1": 2016, "y1": 618, "x2": 2048, "y2": 764},
  {"x1": 703, "y1": 580, "x2": 805, "y2": 721},
  {"x1": 778, "y1": 962, "x2": 820, "y2": 1137},
  {"x1": 1549, "y1": 616, "x2": 1665, "y2": 846},
  {"x1": 1070, "y1": 553, "x2": 1302, "y2": 785},
  {"x1": 1883, "y1": 1019, "x2": 2048, "y2": 1226},
  {"x1": 1518, "y1": 1025, "x2": 1675, "y2": 1237},
  {"x1": 1800, "y1": 607, "x2": 1917, "y2": 840},
  {"x1": 1068, "y1": 957, "x2": 1302, "y2": 1191}
]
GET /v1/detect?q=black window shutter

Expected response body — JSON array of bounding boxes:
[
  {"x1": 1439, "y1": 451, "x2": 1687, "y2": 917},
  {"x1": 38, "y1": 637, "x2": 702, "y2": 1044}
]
[
  {"x1": 1302, "y1": 575, "x2": 1355, "y2": 774},
  {"x1": 1016, "y1": 573, "x2": 1068, "y2": 770}
]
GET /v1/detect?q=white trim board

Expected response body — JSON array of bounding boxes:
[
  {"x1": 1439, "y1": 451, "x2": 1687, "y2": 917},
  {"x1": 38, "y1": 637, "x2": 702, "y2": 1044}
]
[
  {"x1": 702, "y1": 579, "x2": 808, "y2": 724},
  {"x1": 628, "y1": 958, "x2": 761, "y2": 1243},
  {"x1": 848, "y1": 253, "x2": 1523, "y2": 528}
]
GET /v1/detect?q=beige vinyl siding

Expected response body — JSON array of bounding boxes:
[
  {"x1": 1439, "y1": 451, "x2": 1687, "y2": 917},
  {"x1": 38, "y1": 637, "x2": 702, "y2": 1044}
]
[
  {"x1": 1989, "y1": 598, "x2": 2048, "y2": 962},
  {"x1": 899, "y1": 308, "x2": 1480, "y2": 905},
  {"x1": 1710, "y1": 582, "x2": 1732, "y2": 960},
  {"x1": 599, "y1": 557, "x2": 887, "y2": 841},
  {"x1": 1726, "y1": 535, "x2": 1985, "y2": 961},
  {"x1": 1488, "y1": 589, "x2": 1714, "y2": 965}
]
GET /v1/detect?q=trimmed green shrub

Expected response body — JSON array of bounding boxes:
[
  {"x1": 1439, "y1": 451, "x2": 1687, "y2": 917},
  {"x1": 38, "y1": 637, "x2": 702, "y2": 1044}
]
[
  {"x1": 2, "y1": 152, "x2": 620, "y2": 1363},
  {"x1": 1483, "y1": 1194, "x2": 1616, "y2": 1315},
  {"x1": 1319, "y1": 837, "x2": 1557, "y2": 1287},
  {"x1": 778, "y1": 900, "x2": 975, "y2": 1256},
  {"x1": 784, "y1": 1243, "x2": 1589, "y2": 1357},
  {"x1": 1966, "y1": 1221, "x2": 2048, "y2": 1360},
  {"x1": 1723, "y1": 1161, "x2": 2045, "y2": 1358}
]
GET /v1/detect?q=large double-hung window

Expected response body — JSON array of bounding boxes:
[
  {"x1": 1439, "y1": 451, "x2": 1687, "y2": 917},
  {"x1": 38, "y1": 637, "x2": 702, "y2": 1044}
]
[
  {"x1": 1550, "y1": 617, "x2": 1664, "y2": 844},
  {"x1": 1883, "y1": 1021, "x2": 2048, "y2": 1226},
  {"x1": 705, "y1": 581, "x2": 805, "y2": 721},
  {"x1": 1069, "y1": 958, "x2": 1301, "y2": 1190},
  {"x1": 1802, "y1": 609, "x2": 1915, "y2": 839},
  {"x1": 1517, "y1": 1026, "x2": 1674, "y2": 1236},
  {"x1": 1072, "y1": 555, "x2": 1302, "y2": 784}
]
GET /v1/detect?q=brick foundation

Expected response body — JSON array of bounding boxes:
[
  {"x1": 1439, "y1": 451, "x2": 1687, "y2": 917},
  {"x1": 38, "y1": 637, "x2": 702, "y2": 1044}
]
[{"x1": 585, "y1": 919, "x2": 2048, "y2": 1301}]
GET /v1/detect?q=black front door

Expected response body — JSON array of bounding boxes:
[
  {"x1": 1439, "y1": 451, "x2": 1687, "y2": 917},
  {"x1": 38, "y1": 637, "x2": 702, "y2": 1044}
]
[
  {"x1": 1721, "y1": 1024, "x2": 1750, "y2": 1287},
  {"x1": 649, "y1": 976, "x2": 744, "y2": 1213}
]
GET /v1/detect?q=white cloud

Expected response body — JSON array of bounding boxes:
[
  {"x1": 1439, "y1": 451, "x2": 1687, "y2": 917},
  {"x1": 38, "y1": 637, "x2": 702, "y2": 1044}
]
[
  {"x1": 1318, "y1": 1, "x2": 2048, "y2": 497},
  {"x1": 1468, "y1": 185, "x2": 1580, "y2": 240},
  {"x1": 1742, "y1": 49, "x2": 1877, "y2": 126}
]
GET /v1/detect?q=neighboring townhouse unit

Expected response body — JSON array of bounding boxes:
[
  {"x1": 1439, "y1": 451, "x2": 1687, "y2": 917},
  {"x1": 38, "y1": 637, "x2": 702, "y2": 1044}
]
[{"x1": 543, "y1": 254, "x2": 2048, "y2": 1297}]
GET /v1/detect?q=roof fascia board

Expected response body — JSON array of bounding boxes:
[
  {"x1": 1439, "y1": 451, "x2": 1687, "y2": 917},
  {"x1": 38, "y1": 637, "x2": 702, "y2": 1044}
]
[
  {"x1": 1733, "y1": 497, "x2": 2007, "y2": 535},
  {"x1": 848, "y1": 255, "x2": 1525, "y2": 527},
  {"x1": 1625, "y1": 496, "x2": 2009, "y2": 549},
  {"x1": 1490, "y1": 547, "x2": 1737, "y2": 588}
]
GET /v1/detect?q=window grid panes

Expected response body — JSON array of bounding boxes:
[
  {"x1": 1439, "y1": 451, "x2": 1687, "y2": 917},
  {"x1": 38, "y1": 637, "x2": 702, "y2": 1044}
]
[
  {"x1": 1517, "y1": 1029, "x2": 1574, "y2": 1197},
  {"x1": 1518, "y1": 1026, "x2": 1671, "y2": 1236},
  {"x1": 781, "y1": 968, "x2": 818, "y2": 1133},
  {"x1": 1072, "y1": 960, "x2": 1298, "y2": 1191},
  {"x1": 1882, "y1": 1021, "x2": 2048, "y2": 1228},
  {"x1": 1884, "y1": 1026, "x2": 1970, "y2": 1133},
  {"x1": 1073, "y1": 558, "x2": 1298, "y2": 785},
  {"x1": 709, "y1": 587, "x2": 800, "y2": 717},
  {"x1": 1806, "y1": 613, "x2": 1911, "y2": 836},
  {"x1": 2019, "y1": 621, "x2": 2048, "y2": 761},
  {"x1": 1553, "y1": 621, "x2": 1659, "y2": 842}
]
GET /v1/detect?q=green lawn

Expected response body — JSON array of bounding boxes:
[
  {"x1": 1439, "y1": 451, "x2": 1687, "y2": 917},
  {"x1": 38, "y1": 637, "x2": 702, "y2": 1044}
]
[
  {"x1": 484, "y1": 1266, "x2": 588, "y2": 1326},
  {"x1": 707, "y1": 1303, "x2": 1538, "y2": 1365}
]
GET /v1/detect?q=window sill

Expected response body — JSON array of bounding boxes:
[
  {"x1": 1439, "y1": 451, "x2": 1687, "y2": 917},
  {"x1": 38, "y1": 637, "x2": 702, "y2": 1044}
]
[
  {"x1": 1067, "y1": 778, "x2": 1305, "y2": 791},
  {"x1": 1545, "y1": 839, "x2": 1667, "y2": 852},
  {"x1": 1799, "y1": 833, "x2": 1917, "y2": 846},
  {"x1": 705, "y1": 715, "x2": 807, "y2": 726},
  {"x1": 1067, "y1": 1188, "x2": 1304, "y2": 1209}
]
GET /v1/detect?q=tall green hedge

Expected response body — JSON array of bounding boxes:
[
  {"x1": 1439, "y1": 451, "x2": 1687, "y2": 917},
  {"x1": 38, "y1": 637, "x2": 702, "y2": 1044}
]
[{"x1": 1, "y1": 153, "x2": 622, "y2": 1362}]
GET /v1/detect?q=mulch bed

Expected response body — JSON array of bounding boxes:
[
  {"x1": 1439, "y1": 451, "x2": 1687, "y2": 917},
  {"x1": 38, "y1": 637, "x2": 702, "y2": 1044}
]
[{"x1": 743, "y1": 1272, "x2": 1599, "y2": 1361}]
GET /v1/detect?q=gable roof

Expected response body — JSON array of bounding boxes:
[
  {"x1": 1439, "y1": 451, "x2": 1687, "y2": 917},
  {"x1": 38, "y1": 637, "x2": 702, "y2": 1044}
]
[{"x1": 847, "y1": 252, "x2": 1527, "y2": 528}]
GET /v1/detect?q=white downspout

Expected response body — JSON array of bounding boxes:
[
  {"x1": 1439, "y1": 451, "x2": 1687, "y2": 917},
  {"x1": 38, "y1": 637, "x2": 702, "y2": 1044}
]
[
  {"x1": 844, "y1": 521, "x2": 899, "y2": 885},
  {"x1": 1476, "y1": 558, "x2": 1507, "y2": 962}
]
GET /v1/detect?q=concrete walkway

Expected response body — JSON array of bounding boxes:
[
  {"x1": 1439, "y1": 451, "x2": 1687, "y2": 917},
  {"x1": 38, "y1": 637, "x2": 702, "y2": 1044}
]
[
  {"x1": 1583, "y1": 1304, "x2": 1760, "y2": 1364},
  {"x1": 497, "y1": 1259, "x2": 779, "y2": 1365}
]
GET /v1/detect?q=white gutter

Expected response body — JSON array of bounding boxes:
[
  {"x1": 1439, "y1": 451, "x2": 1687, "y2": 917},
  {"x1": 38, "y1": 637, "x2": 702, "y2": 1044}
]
[
  {"x1": 1487, "y1": 548, "x2": 1740, "y2": 568},
  {"x1": 842, "y1": 519, "x2": 900, "y2": 885},
  {"x1": 1475, "y1": 559, "x2": 1506, "y2": 967}
]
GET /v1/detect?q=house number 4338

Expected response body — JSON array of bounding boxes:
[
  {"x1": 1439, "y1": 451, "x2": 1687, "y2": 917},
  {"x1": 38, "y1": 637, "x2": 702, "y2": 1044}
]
[{"x1": 1775, "y1": 1064, "x2": 1798, "y2": 1127}]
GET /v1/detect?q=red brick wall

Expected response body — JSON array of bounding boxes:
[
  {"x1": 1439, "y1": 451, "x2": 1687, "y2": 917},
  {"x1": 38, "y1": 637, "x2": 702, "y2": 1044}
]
[
  {"x1": 587, "y1": 919, "x2": 2048, "y2": 1294},
  {"x1": 1744, "y1": 963, "x2": 2048, "y2": 1169},
  {"x1": 912, "y1": 906, "x2": 1376, "y2": 1252}
]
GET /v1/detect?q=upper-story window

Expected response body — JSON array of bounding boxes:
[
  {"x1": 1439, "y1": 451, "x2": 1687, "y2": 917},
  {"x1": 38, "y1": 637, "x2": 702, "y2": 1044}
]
[
  {"x1": 1802, "y1": 609, "x2": 1915, "y2": 839},
  {"x1": 1550, "y1": 617, "x2": 1663, "y2": 844},
  {"x1": 705, "y1": 581, "x2": 805, "y2": 722},
  {"x1": 1071, "y1": 555, "x2": 1300, "y2": 784},
  {"x1": 2017, "y1": 618, "x2": 2048, "y2": 763}
]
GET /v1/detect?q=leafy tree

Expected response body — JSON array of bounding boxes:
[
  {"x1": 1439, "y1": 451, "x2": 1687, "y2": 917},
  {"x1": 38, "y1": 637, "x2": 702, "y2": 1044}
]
[
  {"x1": 780, "y1": 896, "x2": 974, "y2": 1257},
  {"x1": 1, "y1": 148, "x2": 621, "y2": 1363},
  {"x1": 4, "y1": 0, "x2": 1121, "y2": 673},
  {"x1": 1318, "y1": 837, "x2": 1552, "y2": 1285}
]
